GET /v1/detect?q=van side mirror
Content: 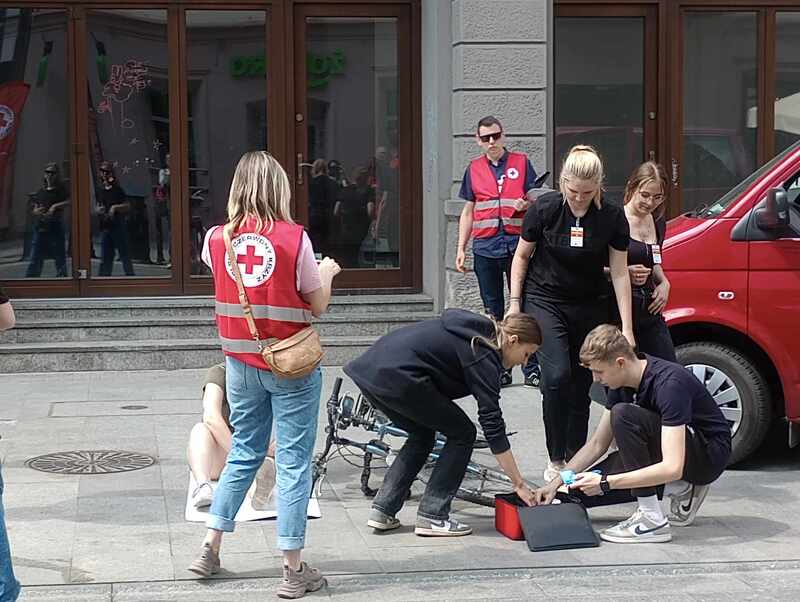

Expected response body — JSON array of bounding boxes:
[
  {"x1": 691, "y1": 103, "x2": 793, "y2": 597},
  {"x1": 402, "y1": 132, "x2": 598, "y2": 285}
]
[{"x1": 755, "y1": 188, "x2": 790, "y2": 230}]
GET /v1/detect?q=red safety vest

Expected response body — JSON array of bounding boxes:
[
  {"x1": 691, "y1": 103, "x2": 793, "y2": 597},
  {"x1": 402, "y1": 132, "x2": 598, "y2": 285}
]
[
  {"x1": 208, "y1": 218, "x2": 313, "y2": 370},
  {"x1": 469, "y1": 151, "x2": 527, "y2": 239}
]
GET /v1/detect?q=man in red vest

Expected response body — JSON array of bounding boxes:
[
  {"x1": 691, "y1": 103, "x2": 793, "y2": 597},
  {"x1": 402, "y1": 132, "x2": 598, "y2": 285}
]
[{"x1": 456, "y1": 115, "x2": 541, "y2": 387}]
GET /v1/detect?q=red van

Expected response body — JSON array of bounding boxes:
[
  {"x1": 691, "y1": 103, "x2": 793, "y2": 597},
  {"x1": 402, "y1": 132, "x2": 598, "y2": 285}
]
[{"x1": 664, "y1": 140, "x2": 800, "y2": 464}]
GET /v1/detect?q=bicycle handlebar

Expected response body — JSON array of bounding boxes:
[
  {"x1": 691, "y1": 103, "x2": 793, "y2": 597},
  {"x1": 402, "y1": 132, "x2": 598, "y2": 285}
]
[{"x1": 330, "y1": 377, "x2": 343, "y2": 401}]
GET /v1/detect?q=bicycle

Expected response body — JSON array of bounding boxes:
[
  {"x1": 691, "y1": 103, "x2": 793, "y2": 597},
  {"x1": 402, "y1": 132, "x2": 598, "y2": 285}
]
[{"x1": 312, "y1": 377, "x2": 517, "y2": 507}]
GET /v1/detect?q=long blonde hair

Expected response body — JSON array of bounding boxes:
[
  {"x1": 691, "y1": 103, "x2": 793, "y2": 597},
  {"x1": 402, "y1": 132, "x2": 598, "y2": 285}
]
[
  {"x1": 471, "y1": 312, "x2": 542, "y2": 354},
  {"x1": 559, "y1": 144, "x2": 604, "y2": 209},
  {"x1": 623, "y1": 161, "x2": 668, "y2": 219},
  {"x1": 225, "y1": 151, "x2": 293, "y2": 235}
]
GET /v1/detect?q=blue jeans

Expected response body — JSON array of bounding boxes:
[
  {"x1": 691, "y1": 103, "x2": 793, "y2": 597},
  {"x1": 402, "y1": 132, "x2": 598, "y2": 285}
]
[
  {"x1": 1, "y1": 467, "x2": 21, "y2": 602},
  {"x1": 473, "y1": 253, "x2": 539, "y2": 377},
  {"x1": 207, "y1": 357, "x2": 322, "y2": 551}
]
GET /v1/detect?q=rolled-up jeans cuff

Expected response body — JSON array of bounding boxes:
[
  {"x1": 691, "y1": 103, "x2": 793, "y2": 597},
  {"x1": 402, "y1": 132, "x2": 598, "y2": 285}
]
[
  {"x1": 277, "y1": 535, "x2": 305, "y2": 551},
  {"x1": 206, "y1": 513, "x2": 236, "y2": 533}
]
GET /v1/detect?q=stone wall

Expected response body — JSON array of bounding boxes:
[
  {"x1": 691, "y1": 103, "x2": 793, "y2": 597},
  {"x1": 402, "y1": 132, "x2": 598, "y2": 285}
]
[{"x1": 444, "y1": 0, "x2": 550, "y2": 313}]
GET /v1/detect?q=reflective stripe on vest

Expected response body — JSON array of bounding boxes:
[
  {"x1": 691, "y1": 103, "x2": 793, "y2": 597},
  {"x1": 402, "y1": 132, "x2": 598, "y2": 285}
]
[
  {"x1": 215, "y1": 301, "x2": 313, "y2": 323},
  {"x1": 219, "y1": 336, "x2": 262, "y2": 354},
  {"x1": 209, "y1": 220, "x2": 311, "y2": 371},
  {"x1": 469, "y1": 152, "x2": 528, "y2": 239}
]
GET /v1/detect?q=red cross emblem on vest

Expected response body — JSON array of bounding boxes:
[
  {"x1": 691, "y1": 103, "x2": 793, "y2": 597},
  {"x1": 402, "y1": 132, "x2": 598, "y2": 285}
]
[{"x1": 226, "y1": 233, "x2": 277, "y2": 287}]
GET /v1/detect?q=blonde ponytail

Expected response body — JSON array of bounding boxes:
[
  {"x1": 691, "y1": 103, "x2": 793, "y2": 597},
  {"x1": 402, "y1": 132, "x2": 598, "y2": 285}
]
[{"x1": 559, "y1": 144, "x2": 604, "y2": 208}]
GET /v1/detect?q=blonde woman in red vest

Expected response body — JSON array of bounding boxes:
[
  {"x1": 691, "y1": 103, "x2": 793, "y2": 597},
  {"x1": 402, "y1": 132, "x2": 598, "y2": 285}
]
[
  {"x1": 190, "y1": 151, "x2": 340, "y2": 599},
  {"x1": 455, "y1": 115, "x2": 542, "y2": 388}
]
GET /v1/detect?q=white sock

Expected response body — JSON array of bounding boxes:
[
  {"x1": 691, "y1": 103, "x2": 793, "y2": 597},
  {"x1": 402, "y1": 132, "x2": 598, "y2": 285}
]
[{"x1": 638, "y1": 495, "x2": 665, "y2": 522}]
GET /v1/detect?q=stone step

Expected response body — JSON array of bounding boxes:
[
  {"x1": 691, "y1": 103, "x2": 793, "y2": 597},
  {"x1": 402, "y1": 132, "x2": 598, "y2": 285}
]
[
  {"x1": 0, "y1": 336, "x2": 377, "y2": 373},
  {"x1": 11, "y1": 294, "x2": 435, "y2": 321},
  {"x1": 0, "y1": 312, "x2": 435, "y2": 344}
]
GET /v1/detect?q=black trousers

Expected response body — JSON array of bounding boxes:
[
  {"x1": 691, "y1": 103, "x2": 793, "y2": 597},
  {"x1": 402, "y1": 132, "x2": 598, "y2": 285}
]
[
  {"x1": 361, "y1": 388, "x2": 476, "y2": 521},
  {"x1": 573, "y1": 403, "x2": 728, "y2": 507},
  {"x1": 610, "y1": 289, "x2": 677, "y2": 362},
  {"x1": 525, "y1": 296, "x2": 607, "y2": 462}
]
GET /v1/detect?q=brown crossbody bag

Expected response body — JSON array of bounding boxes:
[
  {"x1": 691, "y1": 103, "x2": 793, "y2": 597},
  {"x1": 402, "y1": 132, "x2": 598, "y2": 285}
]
[{"x1": 223, "y1": 227, "x2": 323, "y2": 379}]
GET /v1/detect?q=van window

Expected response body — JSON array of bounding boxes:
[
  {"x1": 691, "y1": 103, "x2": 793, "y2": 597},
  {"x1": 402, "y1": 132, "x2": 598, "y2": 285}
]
[
  {"x1": 784, "y1": 171, "x2": 800, "y2": 206},
  {"x1": 699, "y1": 141, "x2": 800, "y2": 218}
]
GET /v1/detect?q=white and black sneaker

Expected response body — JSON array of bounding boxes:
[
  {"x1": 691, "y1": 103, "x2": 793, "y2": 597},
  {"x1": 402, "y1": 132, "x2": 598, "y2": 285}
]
[
  {"x1": 668, "y1": 483, "x2": 710, "y2": 527},
  {"x1": 414, "y1": 516, "x2": 472, "y2": 537},
  {"x1": 600, "y1": 508, "x2": 672, "y2": 544},
  {"x1": 367, "y1": 508, "x2": 401, "y2": 532}
]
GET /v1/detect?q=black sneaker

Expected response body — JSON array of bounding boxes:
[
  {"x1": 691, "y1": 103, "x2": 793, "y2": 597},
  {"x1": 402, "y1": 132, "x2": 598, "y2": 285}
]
[
  {"x1": 524, "y1": 369, "x2": 540, "y2": 388},
  {"x1": 500, "y1": 370, "x2": 513, "y2": 388}
]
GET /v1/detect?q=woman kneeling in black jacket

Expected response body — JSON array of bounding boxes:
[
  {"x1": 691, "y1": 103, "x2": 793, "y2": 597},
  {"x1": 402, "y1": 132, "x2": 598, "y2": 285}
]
[{"x1": 343, "y1": 309, "x2": 541, "y2": 537}]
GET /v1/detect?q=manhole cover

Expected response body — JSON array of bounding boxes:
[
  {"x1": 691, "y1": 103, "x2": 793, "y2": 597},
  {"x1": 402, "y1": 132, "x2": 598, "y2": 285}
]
[{"x1": 25, "y1": 450, "x2": 156, "y2": 474}]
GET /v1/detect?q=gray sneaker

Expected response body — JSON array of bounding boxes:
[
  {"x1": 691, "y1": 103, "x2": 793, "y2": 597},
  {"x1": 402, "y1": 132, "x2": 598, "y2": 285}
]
[
  {"x1": 367, "y1": 508, "x2": 401, "y2": 531},
  {"x1": 188, "y1": 542, "x2": 220, "y2": 577},
  {"x1": 251, "y1": 456, "x2": 276, "y2": 511},
  {"x1": 276, "y1": 561, "x2": 326, "y2": 599},
  {"x1": 414, "y1": 516, "x2": 472, "y2": 537},
  {"x1": 669, "y1": 483, "x2": 710, "y2": 527},
  {"x1": 600, "y1": 508, "x2": 672, "y2": 544}
]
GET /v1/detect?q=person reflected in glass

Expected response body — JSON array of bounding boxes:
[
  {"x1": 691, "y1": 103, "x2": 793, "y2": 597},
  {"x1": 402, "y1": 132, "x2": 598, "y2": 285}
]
[
  {"x1": 26, "y1": 162, "x2": 69, "y2": 278},
  {"x1": 155, "y1": 152, "x2": 171, "y2": 266},
  {"x1": 373, "y1": 145, "x2": 399, "y2": 267},
  {"x1": 308, "y1": 159, "x2": 337, "y2": 253},
  {"x1": 96, "y1": 161, "x2": 134, "y2": 276},
  {"x1": 333, "y1": 166, "x2": 373, "y2": 268}
]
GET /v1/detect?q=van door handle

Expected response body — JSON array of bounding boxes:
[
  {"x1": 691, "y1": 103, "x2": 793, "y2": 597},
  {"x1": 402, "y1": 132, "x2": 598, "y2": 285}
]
[{"x1": 718, "y1": 291, "x2": 735, "y2": 301}]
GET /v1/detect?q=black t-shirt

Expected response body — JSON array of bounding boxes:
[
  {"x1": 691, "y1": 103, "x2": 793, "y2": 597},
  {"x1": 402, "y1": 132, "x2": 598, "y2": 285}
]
[
  {"x1": 605, "y1": 354, "x2": 732, "y2": 471},
  {"x1": 627, "y1": 215, "x2": 666, "y2": 292},
  {"x1": 521, "y1": 191, "x2": 629, "y2": 302},
  {"x1": 32, "y1": 186, "x2": 69, "y2": 230},
  {"x1": 97, "y1": 185, "x2": 127, "y2": 229},
  {"x1": 343, "y1": 309, "x2": 510, "y2": 454},
  {"x1": 336, "y1": 184, "x2": 373, "y2": 244}
]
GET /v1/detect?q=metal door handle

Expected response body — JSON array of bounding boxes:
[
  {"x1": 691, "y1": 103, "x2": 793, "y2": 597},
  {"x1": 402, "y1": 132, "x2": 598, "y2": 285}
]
[
  {"x1": 649, "y1": 150, "x2": 656, "y2": 161},
  {"x1": 297, "y1": 153, "x2": 305, "y2": 186},
  {"x1": 671, "y1": 158, "x2": 679, "y2": 187}
]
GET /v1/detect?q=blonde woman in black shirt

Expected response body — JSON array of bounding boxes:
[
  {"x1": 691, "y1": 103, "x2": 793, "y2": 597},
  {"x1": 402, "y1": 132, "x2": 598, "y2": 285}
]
[{"x1": 509, "y1": 145, "x2": 634, "y2": 483}]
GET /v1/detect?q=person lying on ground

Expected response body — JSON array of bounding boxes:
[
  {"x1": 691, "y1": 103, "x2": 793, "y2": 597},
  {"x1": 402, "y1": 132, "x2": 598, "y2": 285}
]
[{"x1": 187, "y1": 363, "x2": 276, "y2": 510}]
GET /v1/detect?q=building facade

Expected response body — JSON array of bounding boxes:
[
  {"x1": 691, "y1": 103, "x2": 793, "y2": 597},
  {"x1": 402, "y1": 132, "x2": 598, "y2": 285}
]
[{"x1": 0, "y1": 0, "x2": 797, "y2": 311}]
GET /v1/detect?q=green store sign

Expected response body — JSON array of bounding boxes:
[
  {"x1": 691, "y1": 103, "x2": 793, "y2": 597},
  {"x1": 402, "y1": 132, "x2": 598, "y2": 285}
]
[{"x1": 231, "y1": 50, "x2": 346, "y2": 89}]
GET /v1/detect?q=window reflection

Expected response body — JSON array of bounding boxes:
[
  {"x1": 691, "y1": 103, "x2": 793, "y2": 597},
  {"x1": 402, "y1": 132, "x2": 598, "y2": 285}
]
[
  {"x1": 305, "y1": 18, "x2": 399, "y2": 269},
  {"x1": 683, "y1": 12, "x2": 757, "y2": 213},
  {"x1": 186, "y1": 10, "x2": 267, "y2": 276},
  {"x1": 555, "y1": 17, "x2": 644, "y2": 204},
  {"x1": 0, "y1": 8, "x2": 70, "y2": 280},
  {"x1": 775, "y1": 13, "x2": 800, "y2": 155},
  {"x1": 88, "y1": 9, "x2": 170, "y2": 277}
]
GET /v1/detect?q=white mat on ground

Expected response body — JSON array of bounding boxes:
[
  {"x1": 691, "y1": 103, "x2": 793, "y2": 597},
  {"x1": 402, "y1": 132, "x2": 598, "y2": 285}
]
[{"x1": 184, "y1": 472, "x2": 321, "y2": 522}]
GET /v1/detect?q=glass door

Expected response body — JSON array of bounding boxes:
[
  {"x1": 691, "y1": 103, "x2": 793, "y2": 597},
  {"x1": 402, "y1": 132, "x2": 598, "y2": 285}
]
[
  {"x1": 292, "y1": 3, "x2": 418, "y2": 289},
  {"x1": 554, "y1": 5, "x2": 659, "y2": 205}
]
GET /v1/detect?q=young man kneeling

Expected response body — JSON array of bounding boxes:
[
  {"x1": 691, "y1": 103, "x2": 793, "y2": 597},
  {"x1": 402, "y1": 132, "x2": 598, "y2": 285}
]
[{"x1": 533, "y1": 324, "x2": 731, "y2": 543}]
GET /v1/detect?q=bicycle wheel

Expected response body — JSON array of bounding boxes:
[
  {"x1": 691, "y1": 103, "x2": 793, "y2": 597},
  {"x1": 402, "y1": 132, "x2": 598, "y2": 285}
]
[{"x1": 418, "y1": 457, "x2": 513, "y2": 508}]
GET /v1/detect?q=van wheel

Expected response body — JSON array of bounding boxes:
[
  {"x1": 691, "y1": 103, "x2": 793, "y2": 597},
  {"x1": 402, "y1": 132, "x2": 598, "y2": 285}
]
[{"x1": 676, "y1": 343, "x2": 772, "y2": 465}]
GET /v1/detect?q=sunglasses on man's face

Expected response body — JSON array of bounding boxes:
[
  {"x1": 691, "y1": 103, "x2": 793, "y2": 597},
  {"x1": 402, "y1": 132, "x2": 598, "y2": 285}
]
[{"x1": 478, "y1": 130, "x2": 503, "y2": 143}]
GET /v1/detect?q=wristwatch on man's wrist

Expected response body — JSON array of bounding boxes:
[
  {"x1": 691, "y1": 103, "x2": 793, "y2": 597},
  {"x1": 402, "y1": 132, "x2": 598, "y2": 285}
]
[{"x1": 599, "y1": 474, "x2": 611, "y2": 495}]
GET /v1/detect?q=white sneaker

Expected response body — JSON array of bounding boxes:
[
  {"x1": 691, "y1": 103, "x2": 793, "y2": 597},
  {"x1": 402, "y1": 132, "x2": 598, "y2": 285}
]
[
  {"x1": 668, "y1": 483, "x2": 710, "y2": 527},
  {"x1": 543, "y1": 460, "x2": 566, "y2": 483},
  {"x1": 251, "y1": 456, "x2": 276, "y2": 511},
  {"x1": 191, "y1": 481, "x2": 214, "y2": 508},
  {"x1": 600, "y1": 508, "x2": 672, "y2": 544}
]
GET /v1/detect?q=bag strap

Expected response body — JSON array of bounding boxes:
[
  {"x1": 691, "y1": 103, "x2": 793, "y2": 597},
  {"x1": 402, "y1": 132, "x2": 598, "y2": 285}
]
[{"x1": 223, "y1": 226, "x2": 265, "y2": 352}]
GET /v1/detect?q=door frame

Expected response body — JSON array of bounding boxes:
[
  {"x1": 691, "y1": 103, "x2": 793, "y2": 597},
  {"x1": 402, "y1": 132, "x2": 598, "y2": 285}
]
[{"x1": 288, "y1": 2, "x2": 422, "y2": 291}]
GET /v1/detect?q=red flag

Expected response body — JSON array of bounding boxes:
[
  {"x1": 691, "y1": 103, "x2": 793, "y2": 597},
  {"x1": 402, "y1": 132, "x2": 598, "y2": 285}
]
[{"x1": 0, "y1": 81, "x2": 31, "y2": 230}]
